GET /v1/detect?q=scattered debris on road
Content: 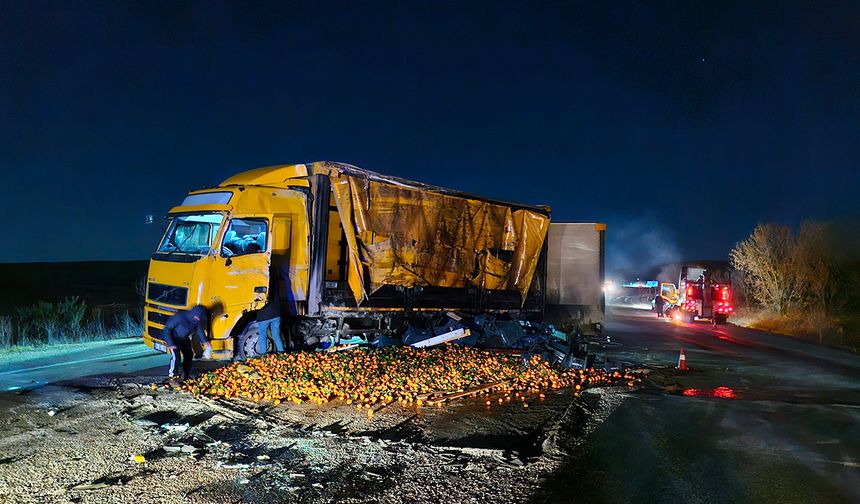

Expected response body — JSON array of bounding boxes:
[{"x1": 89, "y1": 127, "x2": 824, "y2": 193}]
[{"x1": 160, "y1": 422, "x2": 190, "y2": 432}]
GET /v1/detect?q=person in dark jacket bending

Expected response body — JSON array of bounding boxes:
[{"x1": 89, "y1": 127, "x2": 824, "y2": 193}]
[
  {"x1": 256, "y1": 270, "x2": 285, "y2": 356},
  {"x1": 163, "y1": 305, "x2": 212, "y2": 382}
]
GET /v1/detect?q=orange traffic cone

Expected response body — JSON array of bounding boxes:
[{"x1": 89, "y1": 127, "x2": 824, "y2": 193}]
[{"x1": 676, "y1": 348, "x2": 688, "y2": 371}]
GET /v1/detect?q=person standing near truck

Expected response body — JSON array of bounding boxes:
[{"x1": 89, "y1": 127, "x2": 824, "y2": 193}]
[
  {"x1": 163, "y1": 305, "x2": 212, "y2": 384},
  {"x1": 256, "y1": 267, "x2": 285, "y2": 356},
  {"x1": 654, "y1": 292, "x2": 665, "y2": 318}
]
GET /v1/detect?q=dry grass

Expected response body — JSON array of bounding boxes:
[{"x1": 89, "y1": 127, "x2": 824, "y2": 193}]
[
  {"x1": 732, "y1": 307, "x2": 859, "y2": 352},
  {"x1": 0, "y1": 316, "x2": 12, "y2": 349},
  {"x1": 0, "y1": 297, "x2": 142, "y2": 350}
]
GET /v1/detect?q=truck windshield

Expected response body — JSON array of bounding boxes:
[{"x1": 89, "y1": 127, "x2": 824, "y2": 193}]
[{"x1": 157, "y1": 214, "x2": 224, "y2": 256}]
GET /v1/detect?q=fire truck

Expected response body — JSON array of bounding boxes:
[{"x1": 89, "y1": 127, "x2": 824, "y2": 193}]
[{"x1": 662, "y1": 264, "x2": 733, "y2": 325}]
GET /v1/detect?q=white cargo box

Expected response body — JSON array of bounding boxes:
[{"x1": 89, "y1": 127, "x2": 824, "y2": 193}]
[{"x1": 545, "y1": 223, "x2": 606, "y2": 333}]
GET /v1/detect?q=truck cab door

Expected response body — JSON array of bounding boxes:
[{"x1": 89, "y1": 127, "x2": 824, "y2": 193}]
[
  {"x1": 660, "y1": 282, "x2": 678, "y2": 305},
  {"x1": 216, "y1": 215, "x2": 273, "y2": 312}
]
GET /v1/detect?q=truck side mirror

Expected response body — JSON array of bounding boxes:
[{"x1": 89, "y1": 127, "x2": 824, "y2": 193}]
[{"x1": 225, "y1": 257, "x2": 233, "y2": 267}]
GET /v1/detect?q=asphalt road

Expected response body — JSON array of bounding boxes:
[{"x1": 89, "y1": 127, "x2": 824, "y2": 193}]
[
  {"x1": 536, "y1": 305, "x2": 860, "y2": 503},
  {"x1": 0, "y1": 338, "x2": 167, "y2": 391}
]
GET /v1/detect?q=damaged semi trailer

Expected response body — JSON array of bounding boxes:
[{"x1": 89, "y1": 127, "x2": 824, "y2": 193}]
[{"x1": 142, "y1": 162, "x2": 605, "y2": 359}]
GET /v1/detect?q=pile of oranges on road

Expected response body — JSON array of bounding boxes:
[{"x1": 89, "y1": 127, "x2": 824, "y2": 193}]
[{"x1": 182, "y1": 345, "x2": 638, "y2": 410}]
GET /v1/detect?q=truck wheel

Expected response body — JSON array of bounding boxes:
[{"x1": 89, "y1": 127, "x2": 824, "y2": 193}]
[
  {"x1": 684, "y1": 312, "x2": 695, "y2": 324},
  {"x1": 714, "y1": 315, "x2": 727, "y2": 325},
  {"x1": 236, "y1": 321, "x2": 274, "y2": 360}
]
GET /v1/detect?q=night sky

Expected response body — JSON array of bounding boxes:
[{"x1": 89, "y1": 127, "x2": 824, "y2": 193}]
[{"x1": 2, "y1": 1, "x2": 858, "y2": 269}]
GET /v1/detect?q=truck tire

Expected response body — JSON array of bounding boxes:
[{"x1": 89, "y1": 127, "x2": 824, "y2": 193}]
[
  {"x1": 714, "y1": 314, "x2": 727, "y2": 325},
  {"x1": 235, "y1": 321, "x2": 274, "y2": 360},
  {"x1": 684, "y1": 312, "x2": 695, "y2": 324}
]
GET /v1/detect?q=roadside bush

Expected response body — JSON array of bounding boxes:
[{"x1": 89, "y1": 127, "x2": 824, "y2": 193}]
[
  {"x1": 730, "y1": 222, "x2": 843, "y2": 315},
  {"x1": 731, "y1": 221, "x2": 859, "y2": 350},
  {"x1": 13, "y1": 296, "x2": 86, "y2": 345},
  {"x1": 1, "y1": 297, "x2": 143, "y2": 349},
  {"x1": 111, "y1": 310, "x2": 144, "y2": 340}
]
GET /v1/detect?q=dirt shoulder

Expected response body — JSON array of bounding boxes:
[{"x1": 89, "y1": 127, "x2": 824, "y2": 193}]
[
  {"x1": 0, "y1": 375, "x2": 633, "y2": 503},
  {"x1": 731, "y1": 309, "x2": 859, "y2": 352}
]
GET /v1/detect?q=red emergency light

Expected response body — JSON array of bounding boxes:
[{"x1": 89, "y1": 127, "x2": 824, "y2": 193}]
[{"x1": 714, "y1": 300, "x2": 734, "y2": 314}]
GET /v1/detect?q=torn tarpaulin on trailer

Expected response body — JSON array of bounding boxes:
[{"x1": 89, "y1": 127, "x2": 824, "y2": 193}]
[{"x1": 313, "y1": 162, "x2": 550, "y2": 306}]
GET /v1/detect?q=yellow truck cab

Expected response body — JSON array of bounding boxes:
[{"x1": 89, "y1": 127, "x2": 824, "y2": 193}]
[
  {"x1": 143, "y1": 164, "x2": 314, "y2": 359},
  {"x1": 660, "y1": 282, "x2": 679, "y2": 306},
  {"x1": 142, "y1": 161, "x2": 554, "y2": 360}
]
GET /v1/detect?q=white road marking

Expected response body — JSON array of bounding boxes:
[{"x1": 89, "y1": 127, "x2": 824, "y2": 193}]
[
  {"x1": 817, "y1": 459, "x2": 860, "y2": 468},
  {"x1": 0, "y1": 348, "x2": 155, "y2": 376}
]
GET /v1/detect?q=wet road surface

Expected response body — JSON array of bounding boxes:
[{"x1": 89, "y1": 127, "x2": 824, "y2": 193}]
[
  {"x1": 0, "y1": 339, "x2": 166, "y2": 391},
  {"x1": 535, "y1": 305, "x2": 860, "y2": 503}
]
